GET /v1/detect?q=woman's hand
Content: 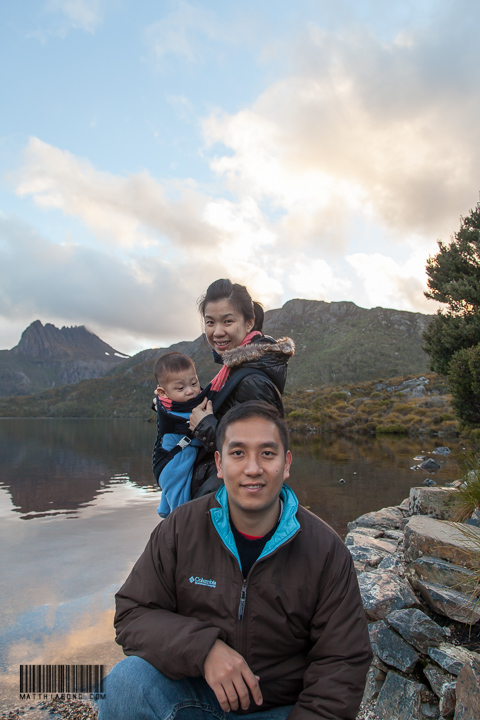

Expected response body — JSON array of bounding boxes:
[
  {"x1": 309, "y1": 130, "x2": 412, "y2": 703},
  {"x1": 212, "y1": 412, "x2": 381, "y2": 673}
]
[{"x1": 189, "y1": 398, "x2": 214, "y2": 431}]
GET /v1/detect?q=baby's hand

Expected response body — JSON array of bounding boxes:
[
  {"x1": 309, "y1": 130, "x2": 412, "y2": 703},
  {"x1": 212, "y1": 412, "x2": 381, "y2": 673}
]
[{"x1": 189, "y1": 399, "x2": 214, "y2": 431}]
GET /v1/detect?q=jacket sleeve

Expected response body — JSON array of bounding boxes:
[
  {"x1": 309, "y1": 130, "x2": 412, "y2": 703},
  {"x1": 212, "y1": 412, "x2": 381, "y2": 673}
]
[
  {"x1": 114, "y1": 520, "x2": 226, "y2": 679},
  {"x1": 287, "y1": 544, "x2": 372, "y2": 720},
  {"x1": 192, "y1": 413, "x2": 218, "y2": 451}
]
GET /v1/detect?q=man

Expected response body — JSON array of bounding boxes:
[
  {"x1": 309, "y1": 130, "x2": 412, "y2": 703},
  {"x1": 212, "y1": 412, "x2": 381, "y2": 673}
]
[{"x1": 98, "y1": 402, "x2": 372, "y2": 719}]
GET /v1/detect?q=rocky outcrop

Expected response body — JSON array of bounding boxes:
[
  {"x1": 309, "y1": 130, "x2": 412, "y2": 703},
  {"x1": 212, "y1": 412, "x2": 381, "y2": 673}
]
[
  {"x1": 350, "y1": 485, "x2": 480, "y2": 719},
  {"x1": 0, "y1": 321, "x2": 130, "y2": 397}
]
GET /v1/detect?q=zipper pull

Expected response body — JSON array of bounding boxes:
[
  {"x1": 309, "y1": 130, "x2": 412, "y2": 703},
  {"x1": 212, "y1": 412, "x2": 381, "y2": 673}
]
[{"x1": 238, "y1": 581, "x2": 247, "y2": 620}]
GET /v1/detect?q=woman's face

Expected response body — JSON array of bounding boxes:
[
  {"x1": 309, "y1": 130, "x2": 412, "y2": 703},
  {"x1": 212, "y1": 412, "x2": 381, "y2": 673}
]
[{"x1": 203, "y1": 299, "x2": 254, "y2": 354}]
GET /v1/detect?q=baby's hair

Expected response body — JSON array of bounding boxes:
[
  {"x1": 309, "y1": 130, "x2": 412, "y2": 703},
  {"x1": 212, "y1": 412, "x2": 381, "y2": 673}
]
[{"x1": 154, "y1": 352, "x2": 195, "y2": 386}]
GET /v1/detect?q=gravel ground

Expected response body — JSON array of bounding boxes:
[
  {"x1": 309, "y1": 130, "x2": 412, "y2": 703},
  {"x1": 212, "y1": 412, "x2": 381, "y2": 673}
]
[{"x1": 0, "y1": 698, "x2": 98, "y2": 720}]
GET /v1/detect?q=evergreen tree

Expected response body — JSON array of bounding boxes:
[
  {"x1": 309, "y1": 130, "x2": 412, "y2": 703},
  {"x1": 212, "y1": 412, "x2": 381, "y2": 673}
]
[{"x1": 423, "y1": 203, "x2": 480, "y2": 423}]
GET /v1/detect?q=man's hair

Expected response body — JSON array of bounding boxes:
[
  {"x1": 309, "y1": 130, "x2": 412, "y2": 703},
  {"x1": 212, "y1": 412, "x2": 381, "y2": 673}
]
[
  {"x1": 217, "y1": 401, "x2": 289, "y2": 454},
  {"x1": 154, "y1": 352, "x2": 195, "y2": 385}
]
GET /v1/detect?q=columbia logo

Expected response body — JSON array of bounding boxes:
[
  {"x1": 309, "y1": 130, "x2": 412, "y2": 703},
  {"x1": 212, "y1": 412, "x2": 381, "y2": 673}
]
[{"x1": 189, "y1": 576, "x2": 216, "y2": 588}]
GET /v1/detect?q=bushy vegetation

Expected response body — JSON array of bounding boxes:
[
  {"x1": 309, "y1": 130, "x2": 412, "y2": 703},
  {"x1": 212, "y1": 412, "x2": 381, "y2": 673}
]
[
  {"x1": 450, "y1": 451, "x2": 480, "y2": 521},
  {"x1": 423, "y1": 203, "x2": 480, "y2": 427},
  {"x1": 284, "y1": 373, "x2": 459, "y2": 438}
]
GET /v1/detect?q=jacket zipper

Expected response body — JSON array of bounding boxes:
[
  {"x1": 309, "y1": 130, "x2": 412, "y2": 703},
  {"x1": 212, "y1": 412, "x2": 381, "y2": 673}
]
[{"x1": 238, "y1": 580, "x2": 247, "y2": 620}]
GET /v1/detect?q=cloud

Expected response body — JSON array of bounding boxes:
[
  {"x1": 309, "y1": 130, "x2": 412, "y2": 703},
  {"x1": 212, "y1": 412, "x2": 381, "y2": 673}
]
[
  {"x1": 0, "y1": 215, "x2": 203, "y2": 345},
  {"x1": 44, "y1": 0, "x2": 104, "y2": 34},
  {"x1": 204, "y1": 5, "x2": 480, "y2": 249},
  {"x1": 346, "y1": 251, "x2": 436, "y2": 313},
  {"x1": 145, "y1": 0, "x2": 220, "y2": 65},
  {"x1": 15, "y1": 138, "x2": 222, "y2": 252}
]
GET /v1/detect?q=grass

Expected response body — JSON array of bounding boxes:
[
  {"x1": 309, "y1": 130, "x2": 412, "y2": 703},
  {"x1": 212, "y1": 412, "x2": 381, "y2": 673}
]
[
  {"x1": 449, "y1": 451, "x2": 480, "y2": 522},
  {"x1": 284, "y1": 373, "x2": 460, "y2": 438}
]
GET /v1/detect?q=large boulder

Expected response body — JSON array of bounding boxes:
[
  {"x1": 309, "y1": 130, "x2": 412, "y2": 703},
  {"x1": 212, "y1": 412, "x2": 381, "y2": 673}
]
[
  {"x1": 345, "y1": 532, "x2": 398, "y2": 554},
  {"x1": 358, "y1": 570, "x2": 420, "y2": 620},
  {"x1": 408, "y1": 554, "x2": 478, "y2": 589},
  {"x1": 410, "y1": 577, "x2": 480, "y2": 624},
  {"x1": 348, "y1": 545, "x2": 387, "y2": 567},
  {"x1": 385, "y1": 608, "x2": 447, "y2": 653},
  {"x1": 348, "y1": 506, "x2": 405, "y2": 532},
  {"x1": 424, "y1": 662, "x2": 456, "y2": 697},
  {"x1": 428, "y1": 644, "x2": 480, "y2": 676},
  {"x1": 375, "y1": 671, "x2": 435, "y2": 720},
  {"x1": 454, "y1": 658, "x2": 480, "y2": 720},
  {"x1": 369, "y1": 620, "x2": 419, "y2": 673},
  {"x1": 409, "y1": 486, "x2": 458, "y2": 520},
  {"x1": 404, "y1": 516, "x2": 480, "y2": 568}
]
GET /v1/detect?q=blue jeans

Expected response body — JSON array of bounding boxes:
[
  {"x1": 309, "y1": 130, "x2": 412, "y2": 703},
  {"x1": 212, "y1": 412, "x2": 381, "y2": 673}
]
[{"x1": 97, "y1": 656, "x2": 294, "y2": 720}]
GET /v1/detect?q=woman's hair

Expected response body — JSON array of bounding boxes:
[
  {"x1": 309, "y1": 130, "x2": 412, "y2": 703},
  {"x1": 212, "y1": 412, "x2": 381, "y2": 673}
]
[{"x1": 198, "y1": 279, "x2": 264, "y2": 332}]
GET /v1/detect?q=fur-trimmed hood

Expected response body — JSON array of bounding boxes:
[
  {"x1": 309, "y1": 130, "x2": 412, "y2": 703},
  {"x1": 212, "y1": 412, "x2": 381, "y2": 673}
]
[{"x1": 222, "y1": 335, "x2": 295, "y2": 369}]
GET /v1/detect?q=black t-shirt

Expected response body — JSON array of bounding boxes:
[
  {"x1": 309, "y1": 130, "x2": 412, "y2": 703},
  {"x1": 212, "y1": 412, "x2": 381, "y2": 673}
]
[{"x1": 230, "y1": 521, "x2": 278, "y2": 578}]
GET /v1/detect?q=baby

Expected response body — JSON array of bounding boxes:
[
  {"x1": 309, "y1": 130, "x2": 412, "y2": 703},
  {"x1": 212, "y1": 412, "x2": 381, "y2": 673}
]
[{"x1": 153, "y1": 352, "x2": 210, "y2": 517}]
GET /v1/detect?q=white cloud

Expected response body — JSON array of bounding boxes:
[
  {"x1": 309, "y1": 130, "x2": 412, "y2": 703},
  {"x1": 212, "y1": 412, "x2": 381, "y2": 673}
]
[
  {"x1": 15, "y1": 138, "x2": 222, "y2": 252},
  {"x1": 287, "y1": 258, "x2": 352, "y2": 301},
  {"x1": 44, "y1": 0, "x2": 104, "y2": 34},
  {"x1": 204, "y1": 9, "x2": 480, "y2": 254},
  {"x1": 145, "y1": 0, "x2": 219, "y2": 64},
  {"x1": 346, "y1": 251, "x2": 436, "y2": 313}
]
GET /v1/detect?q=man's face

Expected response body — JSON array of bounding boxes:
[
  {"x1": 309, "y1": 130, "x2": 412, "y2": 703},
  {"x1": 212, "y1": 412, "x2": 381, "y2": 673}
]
[{"x1": 215, "y1": 417, "x2": 292, "y2": 520}]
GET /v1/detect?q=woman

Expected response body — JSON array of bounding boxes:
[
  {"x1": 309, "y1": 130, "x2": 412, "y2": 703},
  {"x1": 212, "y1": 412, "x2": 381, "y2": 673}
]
[{"x1": 153, "y1": 278, "x2": 295, "y2": 499}]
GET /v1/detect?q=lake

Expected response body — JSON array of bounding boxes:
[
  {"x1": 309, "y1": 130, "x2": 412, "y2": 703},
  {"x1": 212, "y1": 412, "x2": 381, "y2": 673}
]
[{"x1": 0, "y1": 418, "x2": 464, "y2": 710}]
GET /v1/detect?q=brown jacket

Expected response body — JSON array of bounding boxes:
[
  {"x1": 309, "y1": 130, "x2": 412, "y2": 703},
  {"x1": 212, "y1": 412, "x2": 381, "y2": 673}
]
[{"x1": 115, "y1": 485, "x2": 372, "y2": 719}]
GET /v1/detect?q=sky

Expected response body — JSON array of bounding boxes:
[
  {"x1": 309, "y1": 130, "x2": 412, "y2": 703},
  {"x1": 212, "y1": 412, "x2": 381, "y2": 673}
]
[{"x1": 1, "y1": 0, "x2": 479, "y2": 356}]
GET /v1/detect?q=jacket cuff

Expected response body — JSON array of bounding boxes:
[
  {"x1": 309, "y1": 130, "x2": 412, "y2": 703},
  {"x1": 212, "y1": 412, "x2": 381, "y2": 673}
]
[{"x1": 193, "y1": 415, "x2": 218, "y2": 451}]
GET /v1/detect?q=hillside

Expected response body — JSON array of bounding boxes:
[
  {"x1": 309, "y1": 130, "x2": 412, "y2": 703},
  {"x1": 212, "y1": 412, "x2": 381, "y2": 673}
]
[
  {"x1": 0, "y1": 320, "x2": 129, "y2": 397},
  {"x1": 0, "y1": 299, "x2": 434, "y2": 418}
]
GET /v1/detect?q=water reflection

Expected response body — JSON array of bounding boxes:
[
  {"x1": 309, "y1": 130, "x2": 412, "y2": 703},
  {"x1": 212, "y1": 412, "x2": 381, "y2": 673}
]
[
  {"x1": 289, "y1": 434, "x2": 462, "y2": 535},
  {"x1": 0, "y1": 419, "x2": 158, "y2": 518}
]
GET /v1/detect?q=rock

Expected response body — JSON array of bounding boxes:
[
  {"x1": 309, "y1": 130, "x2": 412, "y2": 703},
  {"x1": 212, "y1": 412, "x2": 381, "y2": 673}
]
[
  {"x1": 362, "y1": 658, "x2": 388, "y2": 703},
  {"x1": 375, "y1": 671, "x2": 431, "y2": 720},
  {"x1": 420, "y1": 458, "x2": 442, "y2": 471},
  {"x1": 348, "y1": 506, "x2": 405, "y2": 531},
  {"x1": 409, "y1": 487, "x2": 458, "y2": 520},
  {"x1": 465, "y1": 508, "x2": 480, "y2": 528},
  {"x1": 398, "y1": 497, "x2": 412, "y2": 515},
  {"x1": 403, "y1": 516, "x2": 480, "y2": 569},
  {"x1": 433, "y1": 447, "x2": 451, "y2": 455},
  {"x1": 428, "y1": 644, "x2": 480, "y2": 676},
  {"x1": 454, "y1": 658, "x2": 480, "y2": 720},
  {"x1": 369, "y1": 620, "x2": 419, "y2": 673},
  {"x1": 383, "y1": 528, "x2": 405, "y2": 541},
  {"x1": 408, "y1": 554, "x2": 478, "y2": 590},
  {"x1": 348, "y1": 545, "x2": 387, "y2": 567},
  {"x1": 439, "y1": 682, "x2": 456, "y2": 717},
  {"x1": 423, "y1": 478, "x2": 437, "y2": 486},
  {"x1": 410, "y1": 578, "x2": 480, "y2": 624},
  {"x1": 345, "y1": 533, "x2": 398, "y2": 554},
  {"x1": 358, "y1": 570, "x2": 421, "y2": 620},
  {"x1": 386, "y1": 608, "x2": 446, "y2": 653},
  {"x1": 347, "y1": 526, "x2": 384, "y2": 538},
  {"x1": 377, "y1": 555, "x2": 405, "y2": 574},
  {"x1": 424, "y1": 662, "x2": 456, "y2": 697}
]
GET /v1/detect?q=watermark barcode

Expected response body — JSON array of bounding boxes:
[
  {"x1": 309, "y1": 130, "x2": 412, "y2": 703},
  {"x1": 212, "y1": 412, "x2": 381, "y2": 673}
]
[{"x1": 19, "y1": 665, "x2": 105, "y2": 694}]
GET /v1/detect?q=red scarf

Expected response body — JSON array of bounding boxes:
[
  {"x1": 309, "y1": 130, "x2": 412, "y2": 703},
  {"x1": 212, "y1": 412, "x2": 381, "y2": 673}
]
[{"x1": 210, "y1": 331, "x2": 262, "y2": 392}]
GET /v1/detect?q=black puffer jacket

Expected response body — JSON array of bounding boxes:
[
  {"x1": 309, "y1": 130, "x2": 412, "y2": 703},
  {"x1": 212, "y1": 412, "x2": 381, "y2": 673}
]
[{"x1": 152, "y1": 335, "x2": 295, "y2": 499}]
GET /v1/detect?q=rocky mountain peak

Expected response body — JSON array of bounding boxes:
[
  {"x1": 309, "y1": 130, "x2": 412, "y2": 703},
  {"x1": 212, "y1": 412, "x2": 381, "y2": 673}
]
[{"x1": 11, "y1": 320, "x2": 128, "y2": 361}]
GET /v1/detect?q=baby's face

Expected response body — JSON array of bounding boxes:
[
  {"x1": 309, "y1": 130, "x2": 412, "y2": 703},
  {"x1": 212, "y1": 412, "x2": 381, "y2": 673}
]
[{"x1": 158, "y1": 368, "x2": 201, "y2": 403}]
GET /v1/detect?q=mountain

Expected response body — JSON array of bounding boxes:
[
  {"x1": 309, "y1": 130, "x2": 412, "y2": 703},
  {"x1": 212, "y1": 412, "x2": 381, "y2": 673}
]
[
  {"x1": 0, "y1": 320, "x2": 129, "y2": 397},
  {"x1": 0, "y1": 300, "x2": 433, "y2": 417}
]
